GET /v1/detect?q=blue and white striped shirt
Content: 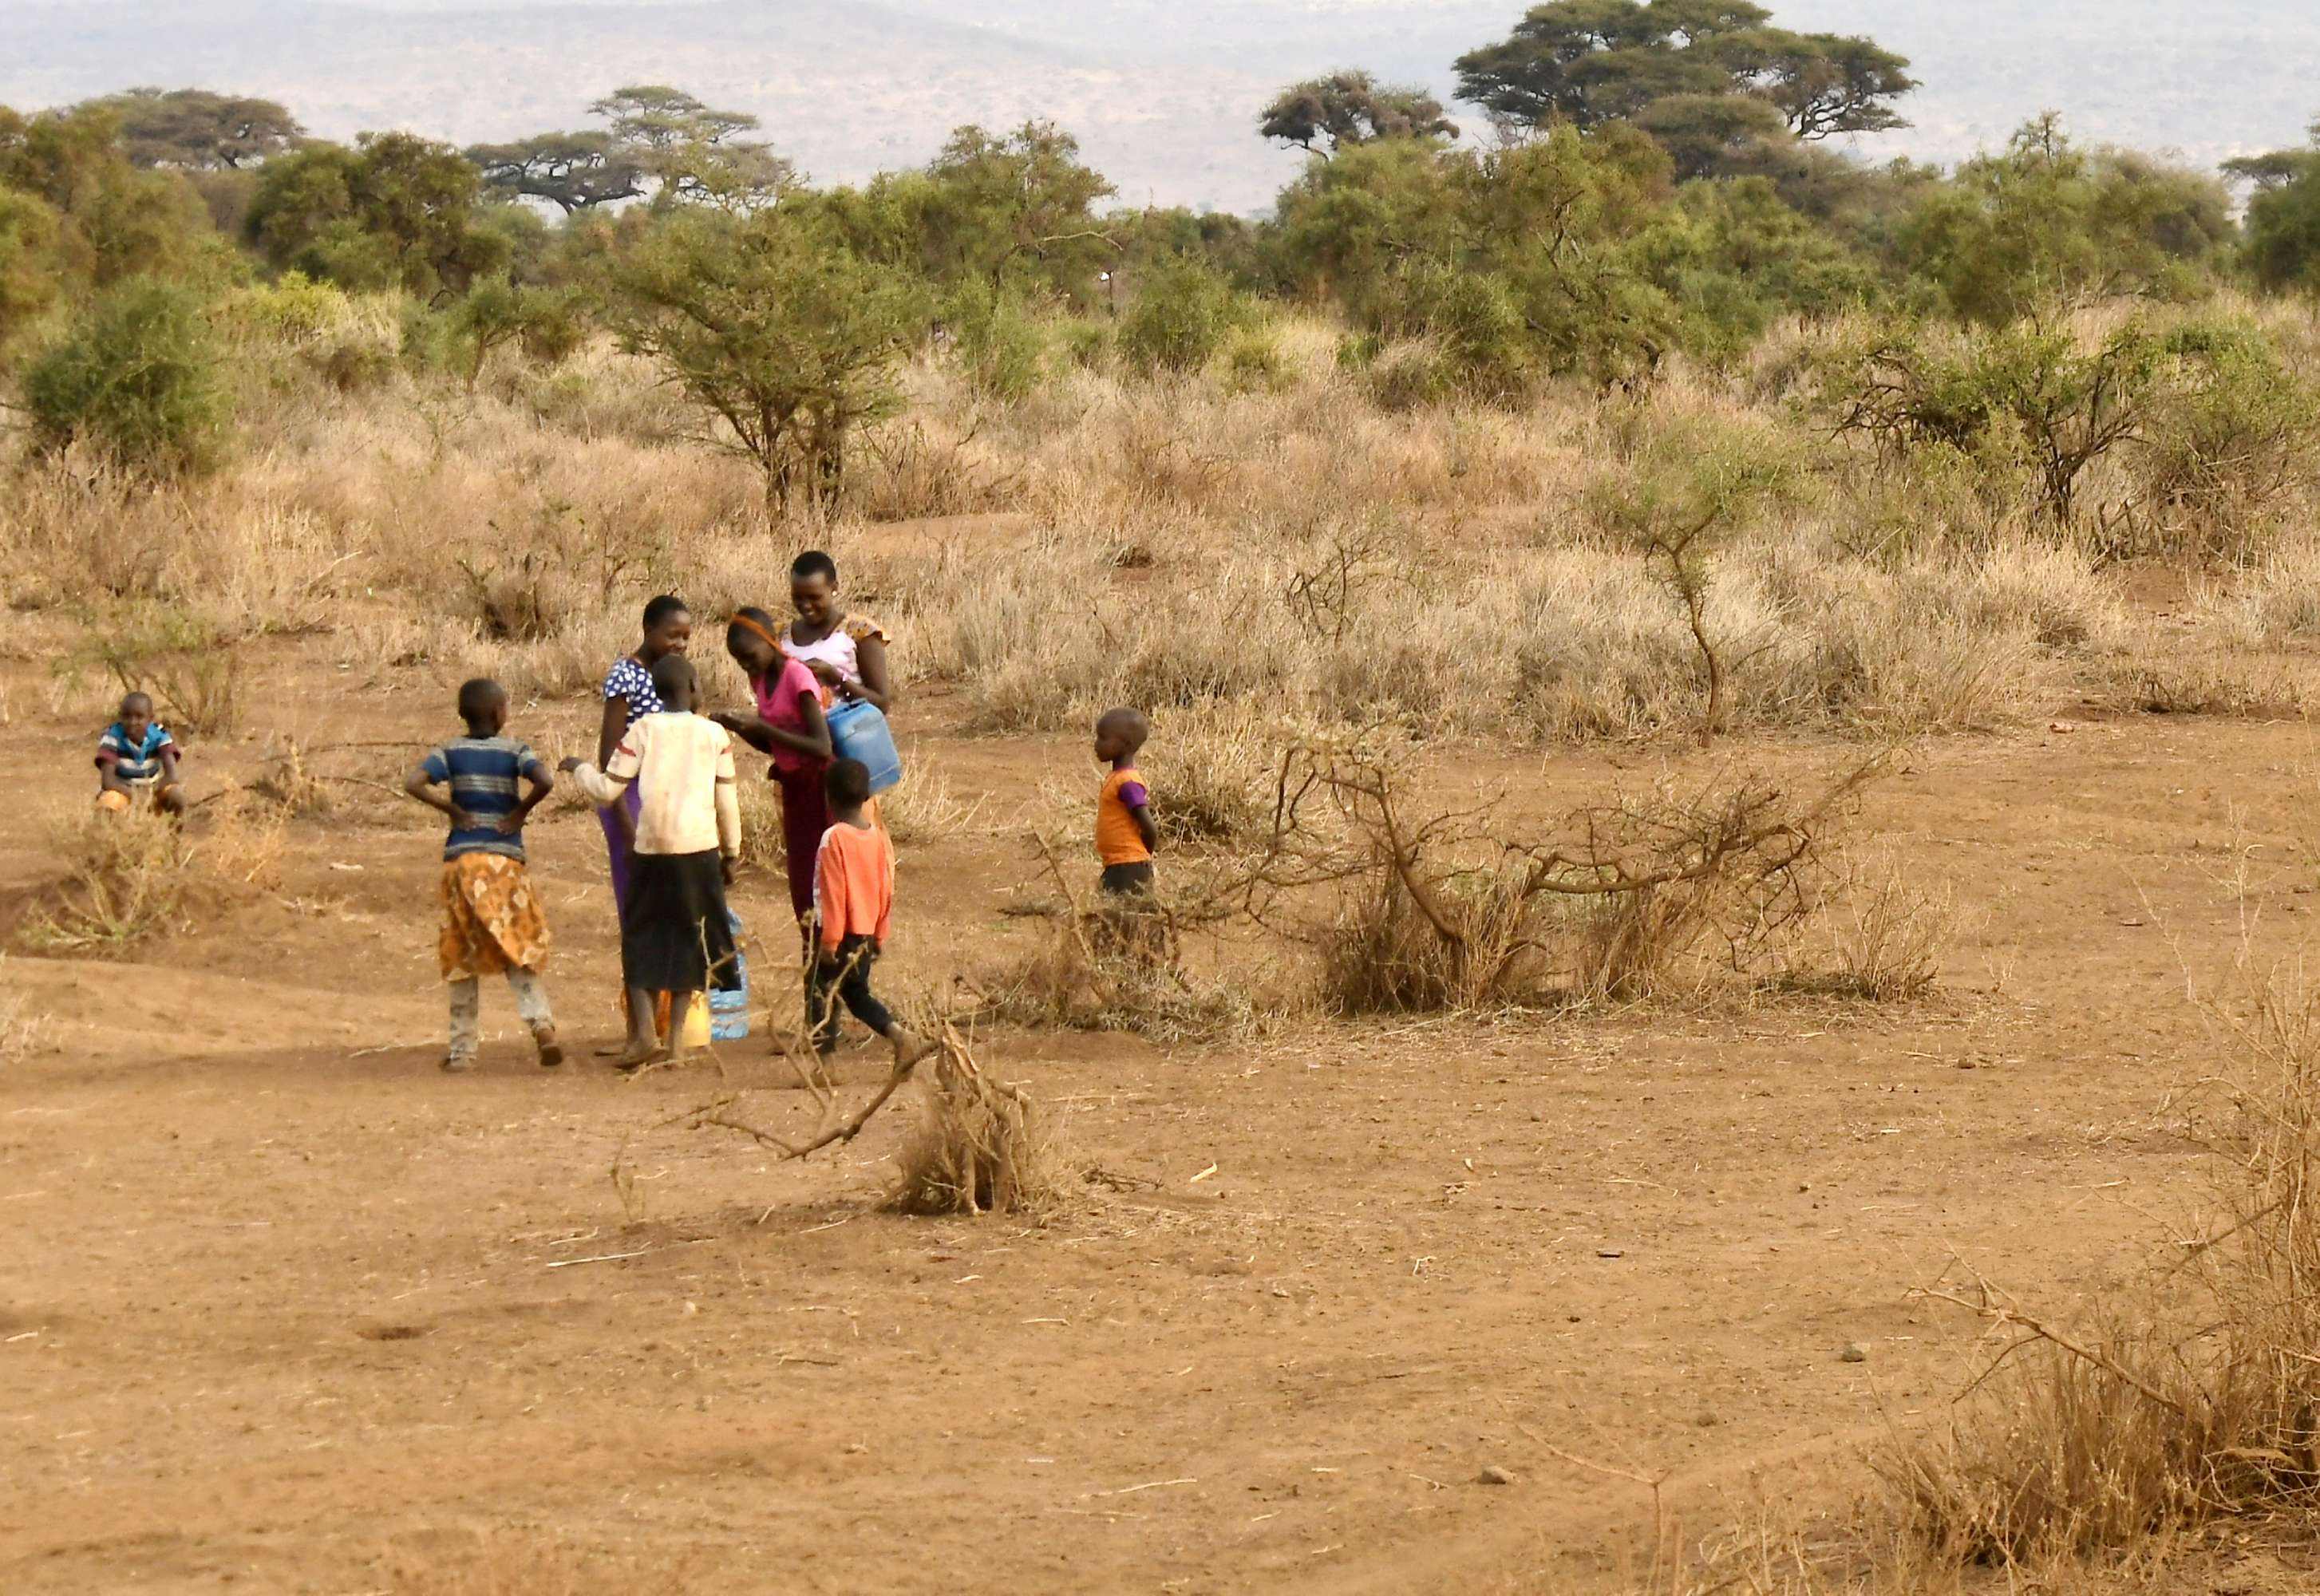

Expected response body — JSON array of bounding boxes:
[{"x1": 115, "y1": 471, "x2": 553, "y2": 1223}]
[
  {"x1": 421, "y1": 735, "x2": 547, "y2": 861},
  {"x1": 97, "y1": 721, "x2": 176, "y2": 785}
]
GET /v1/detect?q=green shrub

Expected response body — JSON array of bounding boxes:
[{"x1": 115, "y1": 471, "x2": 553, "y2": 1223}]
[
  {"x1": 227, "y1": 271, "x2": 357, "y2": 346},
  {"x1": 1222, "y1": 324, "x2": 1291, "y2": 393},
  {"x1": 1057, "y1": 317, "x2": 1111, "y2": 370},
  {"x1": 397, "y1": 298, "x2": 463, "y2": 377},
  {"x1": 1895, "y1": 116, "x2": 2231, "y2": 326},
  {"x1": 515, "y1": 286, "x2": 590, "y2": 367},
  {"x1": 1820, "y1": 317, "x2": 2166, "y2": 523},
  {"x1": 945, "y1": 281, "x2": 1049, "y2": 401},
  {"x1": 1634, "y1": 178, "x2": 1880, "y2": 364},
  {"x1": 1373, "y1": 262, "x2": 1532, "y2": 401},
  {"x1": 2132, "y1": 318, "x2": 2320, "y2": 552},
  {"x1": 23, "y1": 281, "x2": 231, "y2": 474},
  {"x1": 1118, "y1": 255, "x2": 1248, "y2": 375},
  {"x1": 1335, "y1": 330, "x2": 1385, "y2": 370},
  {"x1": 446, "y1": 275, "x2": 589, "y2": 386}
]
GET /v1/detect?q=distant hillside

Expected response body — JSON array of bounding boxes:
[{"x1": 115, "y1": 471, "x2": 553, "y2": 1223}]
[{"x1": 3, "y1": 0, "x2": 2315, "y2": 212}]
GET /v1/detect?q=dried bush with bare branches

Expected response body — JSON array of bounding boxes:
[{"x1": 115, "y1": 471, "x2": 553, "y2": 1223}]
[
  {"x1": 968, "y1": 839, "x2": 1265, "y2": 1041},
  {"x1": 670, "y1": 1010, "x2": 1067, "y2": 1218},
  {"x1": 1222, "y1": 741, "x2": 1897, "y2": 1013}
]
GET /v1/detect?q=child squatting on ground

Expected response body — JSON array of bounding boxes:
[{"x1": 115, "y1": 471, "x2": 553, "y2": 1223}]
[
  {"x1": 96, "y1": 692, "x2": 188, "y2": 819},
  {"x1": 810, "y1": 757, "x2": 934, "y2": 1069},
  {"x1": 563, "y1": 654, "x2": 741, "y2": 1069},
  {"x1": 404, "y1": 678, "x2": 562, "y2": 1073},
  {"x1": 1093, "y1": 707, "x2": 1158, "y2": 895}
]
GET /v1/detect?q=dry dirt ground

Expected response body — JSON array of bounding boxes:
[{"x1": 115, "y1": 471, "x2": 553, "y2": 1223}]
[{"x1": 6, "y1": 641, "x2": 2320, "y2": 1594}]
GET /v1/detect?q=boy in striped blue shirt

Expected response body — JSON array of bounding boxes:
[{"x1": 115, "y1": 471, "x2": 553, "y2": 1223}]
[
  {"x1": 404, "y1": 678, "x2": 561, "y2": 1073},
  {"x1": 95, "y1": 692, "x2": 187, "y2": 818}
]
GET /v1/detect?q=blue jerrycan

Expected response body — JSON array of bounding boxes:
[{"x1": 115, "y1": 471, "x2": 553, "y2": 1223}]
[{"x1": 826, "y1": 700, "x2": 903, "y2": 795}]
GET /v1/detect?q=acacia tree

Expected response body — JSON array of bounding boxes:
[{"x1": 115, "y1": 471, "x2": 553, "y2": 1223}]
[
  {"x1": 606, "y1": 210, "x2": 926, "y2": 515},
  {"x1": 1591, "y1": 414, "x2": 1797, "y2": 741},
  {"x1": 1259, "y1": 70, "x2": 1459, "y2": 156},
  {"x1": 922, "y1": 121, "x2": 1118, "y2": 297},
  {"x1": 1631, "y1": 92, "x2": 1789, "y2": 180},
  {"x1": 1747, "y1": 33, "x2": 1915, "y2": 140},
  {"x1": 85, "y1": 88, "x2": 303, "y2": 169},
  {"x1": 591, "y1": 85, "x2": 792, "y2": 211},
  {"x1": 1452, "y1": 0, "x2": 1912, "y2": 140},
  {"x1": 470, "y1": 86, "x2": 789, "y2": 215},
  {"x1": 466, "y1": 131, "x2": 642, "y2": 214}
]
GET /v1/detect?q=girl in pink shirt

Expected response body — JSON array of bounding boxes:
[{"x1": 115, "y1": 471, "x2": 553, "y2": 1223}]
[{"x1": 714, "y1": 608, "x2": 834, "y2": 930}]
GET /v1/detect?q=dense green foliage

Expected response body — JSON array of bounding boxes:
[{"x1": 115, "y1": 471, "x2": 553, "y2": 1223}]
[
  {"x1": 2233, "y1": 127, "x2": 2320, "y2": 295},
  {"x1": 246, "y1": 132, "x2": 511, "y2": 300},
  {"x1": 1117, "y1": 255, "x2": 1250, "y2": 375},
  {"x1": 1895, "y1": 116, "x2": 2231, "y2": 325},
  {"x1": 23, "y1": 279, "x2": 228, "y2": 473}
]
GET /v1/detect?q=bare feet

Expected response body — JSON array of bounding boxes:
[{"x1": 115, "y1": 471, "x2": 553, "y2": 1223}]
[
  {"x1": 614, "y1": 1040, "x2": 666, "y2": 1073},
  {"x1": 532, "y1": 1024, "x2": 564, "y2": 1069},
  {"x1": 441, "y1": 1053, "x2": 476, "y2": 1074}
]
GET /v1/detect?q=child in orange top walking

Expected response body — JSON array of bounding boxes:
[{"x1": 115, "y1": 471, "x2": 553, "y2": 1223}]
[
  {"x1": 811, "y1": 758, "x2": 934, "y2": 1066},
  {"x1": 1093, "y1": 707, "x2": 1158, "y2": 896}
]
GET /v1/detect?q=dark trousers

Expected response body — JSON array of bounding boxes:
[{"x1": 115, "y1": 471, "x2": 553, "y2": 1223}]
[
  {"x1": 809, "y1": 934, "x2": 894, "y2": 1053},
  {"x1": 1100, "y1": 860, "x2": 1155, "y2": 895},
  {"x1": 775, "y1": 764, "x2": 830, "y2": 928}
]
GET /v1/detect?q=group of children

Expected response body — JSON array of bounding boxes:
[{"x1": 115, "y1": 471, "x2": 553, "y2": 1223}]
[
  {"x1": 97, "y1": 603, "x2": 1161, "y2": 1076},
  {"x1": 397, "y1": 663, "x2": 1157, "y2": 1075}
]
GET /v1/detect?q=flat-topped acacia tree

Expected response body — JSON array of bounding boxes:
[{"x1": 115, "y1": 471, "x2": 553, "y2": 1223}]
[{"x1": 1453, "y1": 0, "x2": 1915, "y2": 143}]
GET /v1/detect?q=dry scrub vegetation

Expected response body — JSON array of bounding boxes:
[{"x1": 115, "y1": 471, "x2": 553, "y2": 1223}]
[{"x1": 14, "y1": 286, "x2": 2320, "y2": 755}]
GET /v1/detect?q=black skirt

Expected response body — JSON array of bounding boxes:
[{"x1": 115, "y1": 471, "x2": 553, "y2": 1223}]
[{"x1": 621, "y1": 851, "x2": 736, "y2": 993}]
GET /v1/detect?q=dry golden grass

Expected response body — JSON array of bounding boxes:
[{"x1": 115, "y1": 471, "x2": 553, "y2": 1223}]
[
  {"x1": 14, "y1": 796, "x2": 284, "y2": 957},
  {"x1": 0, "y1": 968, "x2": 45, "y2": 1066}
]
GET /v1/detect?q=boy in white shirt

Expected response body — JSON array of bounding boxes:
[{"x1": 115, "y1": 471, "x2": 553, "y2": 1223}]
[{"x1": 563, "y1": 655, "x2": 741, "y2": 1068}]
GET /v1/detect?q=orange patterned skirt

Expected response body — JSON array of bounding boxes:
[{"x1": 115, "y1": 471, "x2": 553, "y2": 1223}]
[{"x1": 439, "y1": 853, "x2": 551, "y2": 979}]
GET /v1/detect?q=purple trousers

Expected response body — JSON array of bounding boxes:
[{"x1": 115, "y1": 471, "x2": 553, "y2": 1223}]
[{"x1": 598, "y1": 783, "x2": 644, "y2": 914}]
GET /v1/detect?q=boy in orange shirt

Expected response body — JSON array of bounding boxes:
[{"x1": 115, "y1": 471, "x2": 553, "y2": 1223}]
[
  {"x1": 812, "y1": 758, "x2": 935, "y2": 1067},
  {"x1": 1093, "y1": 707, "x2": 1158, "y2": 896}
]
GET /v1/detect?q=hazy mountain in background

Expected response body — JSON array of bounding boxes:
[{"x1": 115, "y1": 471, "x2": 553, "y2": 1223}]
[{"x1": 6, "y1": 0, "x2": 2314, "y2": 212}]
